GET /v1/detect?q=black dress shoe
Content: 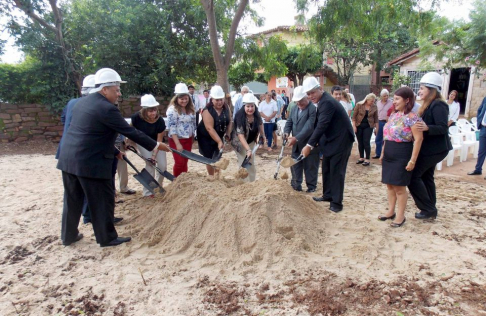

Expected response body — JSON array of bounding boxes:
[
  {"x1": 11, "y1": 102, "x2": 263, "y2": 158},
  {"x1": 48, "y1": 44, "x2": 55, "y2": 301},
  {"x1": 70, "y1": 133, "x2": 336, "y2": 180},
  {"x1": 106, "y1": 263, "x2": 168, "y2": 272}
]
[
  {"x1": 372, "y1": 155, "x2": 380, "y2": 159},
  {"x1": 356, "y1": 160, "x2": 364, "y2": 164},
  {"x1": 313, "y1": 196, "x2": 332, "y2": 202},
  {"x1": 329, "y1": 206, "x2": 342, "y2": 213},
  {"x1": 113, "y1": 217, "x2": 123, "y2": 224},
  {"x1": 121, "y1": 189, "x2": 136, "y2": 195},
  {"x1": 292, "y1": 186, "x2": 303, "y2": 192},
  {"x1": 467, "y1": 170, "x2": 482, "y2": 175},
  {"x1": 100, "y1": 237, "x2": 132, "y2": 247},
  {"x1": 415, "y1": 212, "x2": 437, "y2": 220},
  {"x1": 63, "y1": 233, "x2": 83, "y2": 246},
  {"x1": 306, "y1": 188, "x2": 316, "y2": 193},
  {"x1": 378, "y1": 213, "x2": 396, "y2": 221}
]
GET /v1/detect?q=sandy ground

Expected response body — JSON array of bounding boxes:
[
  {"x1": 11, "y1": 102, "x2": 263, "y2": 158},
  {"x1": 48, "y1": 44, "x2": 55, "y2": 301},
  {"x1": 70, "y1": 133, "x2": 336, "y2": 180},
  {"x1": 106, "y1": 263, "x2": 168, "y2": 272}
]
[{"x1": 0, "y1": 140, "x2": 485, "y2": 316}]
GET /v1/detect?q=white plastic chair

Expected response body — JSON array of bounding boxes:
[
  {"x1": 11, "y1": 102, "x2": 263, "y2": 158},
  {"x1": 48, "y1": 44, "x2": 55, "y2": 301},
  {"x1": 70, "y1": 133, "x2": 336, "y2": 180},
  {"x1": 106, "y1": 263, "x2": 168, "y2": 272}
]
[
  {"x1": 457, "y1": 118, "x2": 477, "y2": 132},
  {"x1": 471, "y1": 117, "x2": 477, "y2": 127},
  {"x1": 461, "y1": 131, "x2": 477, "y2": 161},
  {"x1": 276, "y1": 120, "x2": 287, "y2": 136},
  {"x1": 447, "y1": 134, "x2": 464, "y2": 166}
]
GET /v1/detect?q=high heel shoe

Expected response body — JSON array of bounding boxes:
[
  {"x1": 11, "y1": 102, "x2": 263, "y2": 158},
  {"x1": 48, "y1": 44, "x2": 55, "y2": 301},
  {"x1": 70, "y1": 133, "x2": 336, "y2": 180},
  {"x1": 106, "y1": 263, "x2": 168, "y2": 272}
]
[
  {"x1": 390, "y1": 218, "x2": 406, "y2": 227},
  {"x1": 378, "y1": 213, "x2": 396, "y2": 221}
]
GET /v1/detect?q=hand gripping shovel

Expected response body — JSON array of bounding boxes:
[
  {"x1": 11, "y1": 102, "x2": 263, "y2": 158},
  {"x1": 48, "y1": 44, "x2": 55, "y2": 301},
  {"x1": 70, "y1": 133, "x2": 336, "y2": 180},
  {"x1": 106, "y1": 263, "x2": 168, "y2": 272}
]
[
  {"x1": 125, "y1": 145, "x2": 176, "y2": 182},
  {"x1": 123, "y1": 156, "x2": 165, "y2": 194},
  {"x1": 212, "y1": 139, "x2": 227, "y2": 161},
  {"x1": 241, "y1": 136, "x2": 264, "y2": 169},
  {"x1": 273, "y1": 139, "x2": 288, "y2": 179}
]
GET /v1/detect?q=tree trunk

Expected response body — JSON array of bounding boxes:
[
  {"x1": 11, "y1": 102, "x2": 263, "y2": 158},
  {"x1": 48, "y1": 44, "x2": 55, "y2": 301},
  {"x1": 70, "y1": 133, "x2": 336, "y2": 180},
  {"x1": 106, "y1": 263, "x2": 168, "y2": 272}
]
[{"x1": 200, "y1": 0, "x2": 248, "y2": 95}]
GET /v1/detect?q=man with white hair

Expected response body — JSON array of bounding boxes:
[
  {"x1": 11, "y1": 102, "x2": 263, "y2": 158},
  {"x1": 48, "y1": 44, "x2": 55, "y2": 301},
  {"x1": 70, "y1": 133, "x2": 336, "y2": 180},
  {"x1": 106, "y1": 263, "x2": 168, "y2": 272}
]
[
  {"x1": 373, "y1": 89, "x2": 393, "y2": 159},
  {"x1": 57, "y1": 68, "x2": 171, "y2": 247},
  {"x1": 233, "y1": 85, "x2": 250, "y2": 118},
  {"x1": 301, "y1": 77, "x2": 355, "y2": 213}
]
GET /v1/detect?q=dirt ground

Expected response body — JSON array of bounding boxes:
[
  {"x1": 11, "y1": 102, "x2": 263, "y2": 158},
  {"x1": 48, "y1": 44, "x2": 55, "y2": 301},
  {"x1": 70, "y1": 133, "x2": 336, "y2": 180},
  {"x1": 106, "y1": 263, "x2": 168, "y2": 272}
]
[{"x1": 0, "y1": 139, "x2": 485, "y2": 316}]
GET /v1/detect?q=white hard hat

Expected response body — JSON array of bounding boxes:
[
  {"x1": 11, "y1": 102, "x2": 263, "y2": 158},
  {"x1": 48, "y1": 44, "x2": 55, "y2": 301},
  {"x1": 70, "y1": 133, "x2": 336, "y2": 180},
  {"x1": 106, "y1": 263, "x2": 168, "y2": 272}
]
[
  {"x1": 140, "y1": 94, "x2": 159, "y2": 108},
  {"x1": 242, "y1": 93, "x2": 256, "y2": 104},
  {"x1": 210, "y1": 85, "x2": 225, "y2": 99},
  {"x1": 90, "y1": 68, "x2": 126, "y2": 93},
  {"x1": 174, "y1": 83, "x2": 189, "y2": 95},
  {"x1": 82, "y1": 75, "x2": 96, "y2": 88},
  {"x1": 292, "y1": 86, "x2": 307, "y2": 101},
  {"x1": 302, "y1": 77, "x2": 320, "y2": 93},
  {"x1": 420, "y1": 72, "x2": 443, "y2": 91}
]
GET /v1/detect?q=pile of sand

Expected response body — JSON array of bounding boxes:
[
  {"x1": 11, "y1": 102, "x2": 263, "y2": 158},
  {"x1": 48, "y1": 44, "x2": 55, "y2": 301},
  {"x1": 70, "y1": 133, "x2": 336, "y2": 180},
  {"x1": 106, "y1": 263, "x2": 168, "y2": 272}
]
[
  {"x1": 130, "y1": 173, "x2": 328, "y2": 267},
  {"x1": 235, "y1": 168, "x2": 249, "y2": 179}
]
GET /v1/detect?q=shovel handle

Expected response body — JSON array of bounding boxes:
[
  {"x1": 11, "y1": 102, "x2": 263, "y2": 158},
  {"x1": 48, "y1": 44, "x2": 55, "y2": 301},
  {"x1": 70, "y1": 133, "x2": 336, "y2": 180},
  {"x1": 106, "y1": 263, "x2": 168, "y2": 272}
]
[{"x1": 123, "y1": 156, "x2": 141, "y2": 174}]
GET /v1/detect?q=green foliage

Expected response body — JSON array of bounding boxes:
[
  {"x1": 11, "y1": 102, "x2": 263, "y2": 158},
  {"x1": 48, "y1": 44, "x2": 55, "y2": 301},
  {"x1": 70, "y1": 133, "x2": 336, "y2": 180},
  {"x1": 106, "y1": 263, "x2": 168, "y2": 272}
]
[
  {"x1": 392, "y1": 71, "x2": 412, "y2": 91},
  {"x1": 228, "y1": 61, "x2": 256, "y2": 90},
  {"x1": 419, "y1": 0, "x2": 486, "y2": 80},
  {"x1": 284, "y1": 45, "x2": 323, "y2": 86},
  {"x1": 308, "y1": 0, "x2": 427, "y2": 85}
]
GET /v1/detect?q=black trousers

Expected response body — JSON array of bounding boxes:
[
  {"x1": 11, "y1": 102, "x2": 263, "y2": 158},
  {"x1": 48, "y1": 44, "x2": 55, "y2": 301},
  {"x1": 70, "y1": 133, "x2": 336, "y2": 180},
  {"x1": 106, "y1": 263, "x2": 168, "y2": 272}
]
[
  {"x1": 322, "y1": 142, "x2": 353, "y2": 209},
  {"x1": 357, "y1": 124, "x2": 373, "y2": 159},
  {"x1": 61, "y1": 171, "x2": 118, "y2": 245},
  {"x1": 290, "y1": 147, "x2": 319, "y2": 190},
  {"x1": 407, "y1": 151, "x2": 448, "y2": 215}
]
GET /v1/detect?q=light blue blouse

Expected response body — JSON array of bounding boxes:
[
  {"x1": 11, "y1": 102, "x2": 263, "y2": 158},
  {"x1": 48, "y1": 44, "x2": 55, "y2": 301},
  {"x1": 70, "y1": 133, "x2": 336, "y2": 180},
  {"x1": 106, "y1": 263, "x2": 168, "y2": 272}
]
[{"x1": 167, "y1": 105, "x2": 196, "y2": 138}]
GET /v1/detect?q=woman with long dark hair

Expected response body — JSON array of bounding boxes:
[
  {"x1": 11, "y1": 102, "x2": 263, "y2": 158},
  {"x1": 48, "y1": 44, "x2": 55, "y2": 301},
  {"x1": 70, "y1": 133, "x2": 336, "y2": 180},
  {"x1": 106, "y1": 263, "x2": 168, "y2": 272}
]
[
  {"x1": 446, "y1": 90, "x2": 460, "y2": 126},
  {"x1": 231, "y1": 93, "x2": 265, "y2": 182},
  {"x1": 379, "y1": 87, "x2": 423, "y2": 227},
  {"x1": 409, "y1": 72, "x2": 452, "y2": 219},
  {"x1": 197, "y1": 85, "x2": 233, "y2": 175}
]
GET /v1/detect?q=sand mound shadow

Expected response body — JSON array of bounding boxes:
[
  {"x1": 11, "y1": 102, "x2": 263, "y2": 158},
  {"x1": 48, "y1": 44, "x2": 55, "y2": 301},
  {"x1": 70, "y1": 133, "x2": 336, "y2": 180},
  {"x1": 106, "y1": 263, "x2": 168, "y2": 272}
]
[{"x1": 132, "y1": 173, "x2": 327, "y2": 267}]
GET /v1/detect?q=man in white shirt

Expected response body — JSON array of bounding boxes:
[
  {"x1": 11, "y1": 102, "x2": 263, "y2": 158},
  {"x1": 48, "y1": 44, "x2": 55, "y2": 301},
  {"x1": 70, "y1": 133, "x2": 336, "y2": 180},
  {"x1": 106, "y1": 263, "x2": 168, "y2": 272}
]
[
  {"x1": 188, "y1": 85, "x2": 202, "y2": 124},
  {"x1": 233, "y1": 86, "x2": 250, "y2": 118},
  {"x1": 259, "y1": 92, "x2": 278, "y2": 151},
  {"x1": 202, "y1": 89, "x2": 210, "y2": 109}
]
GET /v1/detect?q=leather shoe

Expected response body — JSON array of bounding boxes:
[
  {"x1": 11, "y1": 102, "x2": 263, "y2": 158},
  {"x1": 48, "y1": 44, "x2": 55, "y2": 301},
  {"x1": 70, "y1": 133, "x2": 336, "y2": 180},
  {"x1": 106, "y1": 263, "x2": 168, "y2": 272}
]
[
  {"x1": 329, "y1": 206, "x2": 342, "y2": 213},
  {"x1": 306, "y1": 188, "x2": 316, "y2": 193},
  {"x1": 113, "y1": 217, "x2": 123, "y2": 224},
  {"x1": 100, "y1": 237, "x2": 131, "y2": 247},
  {"x1": 292, "y1": 186, "x2": 303, "y2": 192},
  {"x1": 313, "y1": 196, "x2": 332, "y2": 202},
  {"x1": 467, "y1": 170, "x2": 482, "y2": 175},
  {"x1": 121, "y1": 189, "x2": 136, "y2": 195},
  {"x1": 63, "y1": 233, "x2": 83, "y2": 246},
  {"x1": 415, "y1": 212, "x2": 437, "y2": 220},
  {"x1": 372, "y1": 155, "x2": 380, "y2": 159}
]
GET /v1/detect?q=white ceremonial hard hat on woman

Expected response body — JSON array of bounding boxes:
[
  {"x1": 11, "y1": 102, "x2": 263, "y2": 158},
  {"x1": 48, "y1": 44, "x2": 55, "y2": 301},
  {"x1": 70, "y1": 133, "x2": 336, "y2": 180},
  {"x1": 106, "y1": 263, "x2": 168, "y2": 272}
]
[
  {"x1": 420, "y1": 72, "x2": 443, "y2": 91},
  {"x1": 242, "y1": 93, "x2": 257, "y2": 104},
  {"x1": 174, "y1": 83, "x2": 189, "y2": 95},
  {"x1": 210, "y1": 85, "x2": 225, "y2": 99},
  {"x1": 140, "y1": 94, "x2": 160, "y2": 108}
]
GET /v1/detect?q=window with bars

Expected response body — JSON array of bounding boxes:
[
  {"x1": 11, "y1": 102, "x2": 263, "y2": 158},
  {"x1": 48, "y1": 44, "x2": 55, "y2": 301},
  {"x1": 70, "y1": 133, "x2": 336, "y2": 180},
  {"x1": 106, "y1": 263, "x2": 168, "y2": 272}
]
[{"x1": 407, "y1": 70, "x2": 440, "y2": 94}]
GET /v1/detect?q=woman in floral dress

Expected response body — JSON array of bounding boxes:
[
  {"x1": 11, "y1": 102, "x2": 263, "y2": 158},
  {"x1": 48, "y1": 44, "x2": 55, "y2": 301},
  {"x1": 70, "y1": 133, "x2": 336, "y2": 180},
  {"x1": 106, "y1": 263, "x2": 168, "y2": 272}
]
[{"x1": 378, "y1": 87, "x2": 423, "y2": 227}]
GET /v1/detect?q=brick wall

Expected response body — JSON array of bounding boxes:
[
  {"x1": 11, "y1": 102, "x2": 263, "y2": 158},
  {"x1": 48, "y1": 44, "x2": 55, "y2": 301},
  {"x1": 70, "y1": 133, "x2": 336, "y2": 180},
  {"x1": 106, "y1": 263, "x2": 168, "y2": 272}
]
[{"x1": 0, "y1": 95, "x2": 172, "y2": 143}]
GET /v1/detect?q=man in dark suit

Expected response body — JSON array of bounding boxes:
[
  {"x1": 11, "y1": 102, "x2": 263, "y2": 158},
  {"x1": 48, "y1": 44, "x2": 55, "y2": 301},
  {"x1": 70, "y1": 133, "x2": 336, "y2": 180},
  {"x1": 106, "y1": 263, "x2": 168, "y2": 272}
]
[
  {"x1": 57, "y1": 68, "x2": 170, "y2": 247},
  {"x1": 468, "y1": 96, "x2": 486, "y2": 178},
  {"x1": 284, "y1": 86, "x2": 319, "y2": 192},
  {"x1": 301, "y1": 77, "x2": 355, "y2": 212}
]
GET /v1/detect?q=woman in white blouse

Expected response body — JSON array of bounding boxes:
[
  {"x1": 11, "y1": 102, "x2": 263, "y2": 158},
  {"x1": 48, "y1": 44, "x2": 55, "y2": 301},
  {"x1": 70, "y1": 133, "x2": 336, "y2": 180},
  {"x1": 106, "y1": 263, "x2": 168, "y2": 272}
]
[
  {"x1": 446, "y1": 90, "x2": 460, "y2": 126},
  {"x1": 167, "y1": 83, "x2": 197, "y2": 177}
]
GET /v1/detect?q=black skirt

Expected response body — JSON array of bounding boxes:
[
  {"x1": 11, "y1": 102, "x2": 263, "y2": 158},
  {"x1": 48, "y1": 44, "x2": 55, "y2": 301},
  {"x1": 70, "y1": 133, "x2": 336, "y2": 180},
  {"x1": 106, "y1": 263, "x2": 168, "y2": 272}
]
[{"x1": 382, "y1": 141, "x2": 413, "y2": 186}]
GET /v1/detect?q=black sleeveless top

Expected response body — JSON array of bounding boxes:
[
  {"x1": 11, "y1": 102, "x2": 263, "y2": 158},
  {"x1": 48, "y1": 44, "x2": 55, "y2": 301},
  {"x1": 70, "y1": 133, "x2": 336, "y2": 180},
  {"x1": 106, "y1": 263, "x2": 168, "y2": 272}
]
[{"x1": 197, "y1": 105, "x2": 230, "y2": 158}]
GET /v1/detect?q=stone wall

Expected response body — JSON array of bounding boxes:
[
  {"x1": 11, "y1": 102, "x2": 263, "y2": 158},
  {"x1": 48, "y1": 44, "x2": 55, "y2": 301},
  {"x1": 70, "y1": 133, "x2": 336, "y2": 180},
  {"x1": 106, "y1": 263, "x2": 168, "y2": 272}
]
[{"x1": 0, "y1": 95, "x2": 172, "y2": 143}]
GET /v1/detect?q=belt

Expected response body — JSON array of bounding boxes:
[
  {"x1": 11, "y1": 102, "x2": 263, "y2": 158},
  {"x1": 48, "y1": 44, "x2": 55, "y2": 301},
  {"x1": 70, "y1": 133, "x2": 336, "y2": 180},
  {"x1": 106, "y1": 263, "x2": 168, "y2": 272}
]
[{"x1": 379, "y1": 120, "x2": 387, "y2": 123}]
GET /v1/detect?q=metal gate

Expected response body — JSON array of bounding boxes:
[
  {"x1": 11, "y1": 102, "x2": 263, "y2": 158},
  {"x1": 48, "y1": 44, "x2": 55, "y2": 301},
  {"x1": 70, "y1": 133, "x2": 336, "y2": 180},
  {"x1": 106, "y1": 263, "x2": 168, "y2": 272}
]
[{"x1": 349, "y1": 75, "x2": 371, "y2": 103}]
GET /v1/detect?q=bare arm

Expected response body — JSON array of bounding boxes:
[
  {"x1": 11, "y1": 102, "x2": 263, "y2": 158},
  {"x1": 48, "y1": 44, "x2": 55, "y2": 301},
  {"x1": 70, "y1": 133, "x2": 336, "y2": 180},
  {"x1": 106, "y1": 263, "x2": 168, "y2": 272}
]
[
  {"x1": 407, "y1": 125, "x2": 424, "y2": 171},
  {"x1": 202, "y1": 110, "x2": 224, "y2": 148}
]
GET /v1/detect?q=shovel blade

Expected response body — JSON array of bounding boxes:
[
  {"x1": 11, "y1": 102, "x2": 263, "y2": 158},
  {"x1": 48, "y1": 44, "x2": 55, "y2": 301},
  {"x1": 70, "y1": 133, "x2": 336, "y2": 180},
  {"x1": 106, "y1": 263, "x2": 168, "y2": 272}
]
[
  {"x1": 162, "y1": 170, "x2": 176, "y2": 182},
  {"x1": 134, "y1": 169, "x2": 165, "y2": 194}
]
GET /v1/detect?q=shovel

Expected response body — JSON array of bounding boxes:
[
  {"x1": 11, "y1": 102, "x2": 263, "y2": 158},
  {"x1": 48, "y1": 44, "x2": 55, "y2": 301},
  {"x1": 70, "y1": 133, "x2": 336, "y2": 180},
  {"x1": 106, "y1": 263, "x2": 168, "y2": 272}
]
[
  {"x1": 170, "y1": 148, "x2": 218, "y2": 165},
  {"x1": 241, "y1": 136, "x2": 264, "y2": 169},
  {"x1": 280, "y1": 154, "x2": 306, "y2": 168},
  {"x1": 123, "y1": 156, "x2": 165, "y2": 194},
  {"x1": 125, "y1": 145, "x2": 176, "y2": 182},
  {"x1": 212, "y1": 139, "x2": 227, "y2": 161},
  {"x1": 273, "y1": 139, "x2": 288, "y2": 179}
]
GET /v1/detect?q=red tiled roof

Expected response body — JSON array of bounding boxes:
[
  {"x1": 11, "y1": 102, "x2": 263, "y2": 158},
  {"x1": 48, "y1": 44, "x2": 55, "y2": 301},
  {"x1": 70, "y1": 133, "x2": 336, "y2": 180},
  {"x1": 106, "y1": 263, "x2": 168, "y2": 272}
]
[
  {"x1": 250, "y1": 25, "x2": 308, "y2": 37},
  {"x1": 387, "y1": 40, "x2": 440, "y2": 66}
]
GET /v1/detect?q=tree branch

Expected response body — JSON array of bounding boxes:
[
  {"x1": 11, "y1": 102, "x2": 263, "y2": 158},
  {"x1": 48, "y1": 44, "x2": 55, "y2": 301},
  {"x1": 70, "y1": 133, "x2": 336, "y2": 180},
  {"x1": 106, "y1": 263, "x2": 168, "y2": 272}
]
[
  {"x1": 200, "y1": 0, "x2": 224, "y2": 70},
  {"x1": 224, "y1": 0, "x2": 249, "y2": 67},
  {"x1": 12, "y1": 0, "x2": 57, "y2": 34}
]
